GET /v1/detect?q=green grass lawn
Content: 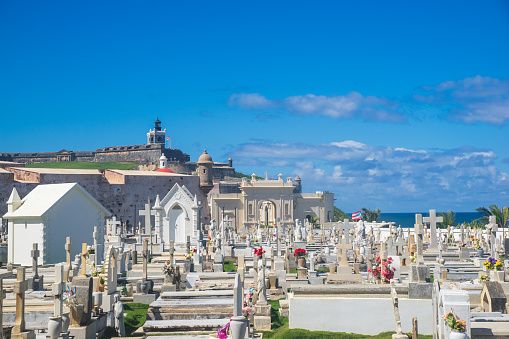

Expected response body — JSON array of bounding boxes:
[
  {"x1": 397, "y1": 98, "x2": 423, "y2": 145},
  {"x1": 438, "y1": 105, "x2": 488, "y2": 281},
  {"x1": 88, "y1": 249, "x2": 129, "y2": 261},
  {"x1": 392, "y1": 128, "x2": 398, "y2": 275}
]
[
  {"x1": 26, "y1": 161, "x2": 137, "y2": 170},
  {"x1": 224, "y1": 259, "x2": 236, "y2": 272},
  {"x1": 123, "y1": 303, "x2": 150, "y2": 336}
]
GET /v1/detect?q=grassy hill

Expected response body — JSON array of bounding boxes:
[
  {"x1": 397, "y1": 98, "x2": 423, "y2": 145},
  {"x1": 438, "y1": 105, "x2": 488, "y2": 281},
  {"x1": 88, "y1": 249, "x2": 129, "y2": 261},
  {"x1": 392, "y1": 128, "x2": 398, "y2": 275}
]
[{"x1": 25, "y1": 161, "x2": 138, "y2": 170}]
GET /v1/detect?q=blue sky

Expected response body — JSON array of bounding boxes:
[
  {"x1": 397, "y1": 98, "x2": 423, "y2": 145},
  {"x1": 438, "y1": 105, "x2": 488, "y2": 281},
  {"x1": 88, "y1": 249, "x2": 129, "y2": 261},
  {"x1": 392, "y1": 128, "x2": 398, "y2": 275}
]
[{"x1": 1, "y1": 1, "x2": 508, "y2": 212}]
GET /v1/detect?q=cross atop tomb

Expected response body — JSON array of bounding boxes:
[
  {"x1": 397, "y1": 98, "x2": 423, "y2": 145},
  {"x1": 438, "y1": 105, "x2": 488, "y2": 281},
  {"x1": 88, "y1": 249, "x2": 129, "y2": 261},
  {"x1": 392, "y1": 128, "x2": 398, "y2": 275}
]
[
  {"x1": 336, "y1": 238, "x2": 352, "y2": 268},
  {"x1": 414, "y1": 214, "x2": 425, "y2": 264},
  {"x1": 339, "y1": 219, "x2": 354, "y2": 243},
  {"x1": 52, "y1": 264, "x2": 65, "y2": 317},
  {"x1": 110, "y1": 215, "x2": 121, "y2": 235},
  {"x1": 13, "y1": 268, "x2": 29, "y2": 335},
  {"x1": 80, "y1": 243, "x2": 88, "y2": 277},
  {"x1": 31, "y1": 243, "x2": 40, "y2": 279},
  {"x1": 139, "y1": 199, "x2": 153, "y2": 234},
  {"x1": 423, "y1": 209, "x2": 442, "y2": 250},
  {"x1": 265, "y1": 171, "x2": 269, "y2": 180}
]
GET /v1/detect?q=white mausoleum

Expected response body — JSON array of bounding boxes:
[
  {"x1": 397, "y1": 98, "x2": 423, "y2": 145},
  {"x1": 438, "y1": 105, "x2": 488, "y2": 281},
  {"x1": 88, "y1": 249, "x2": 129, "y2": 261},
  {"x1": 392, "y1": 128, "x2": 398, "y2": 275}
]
[
  {"x1": 4, "y1": 183, "x2": 111, "y2": 265},
  {"x1": 209, "y1": 173, "x2": 334, "y2": 232}
]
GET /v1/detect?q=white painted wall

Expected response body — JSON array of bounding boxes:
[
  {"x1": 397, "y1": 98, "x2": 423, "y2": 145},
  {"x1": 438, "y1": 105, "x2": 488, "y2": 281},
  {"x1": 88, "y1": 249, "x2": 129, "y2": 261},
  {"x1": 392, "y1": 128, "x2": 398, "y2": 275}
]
[
  {"x1": 44, "y1": 188, "x2": 106, "y2": 264},
  {"x1": 289, "y1": 296, "x2": 433, "y2": 335},
  {"x1": 8, "y1": 220, "x2": 43, "y2": 266}
]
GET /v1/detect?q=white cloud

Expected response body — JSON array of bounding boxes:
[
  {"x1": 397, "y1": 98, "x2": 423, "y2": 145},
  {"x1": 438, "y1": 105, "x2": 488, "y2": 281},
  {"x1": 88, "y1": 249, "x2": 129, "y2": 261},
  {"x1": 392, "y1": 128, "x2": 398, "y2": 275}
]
[
  {"x1": 228, "y1": 92, "x2": 407, "y2": 123},
  {"x1": 229, "y1": 140, "x2": 509, "y2": 211},
  {"x1": 416, "y1": 75, "x2": 509, "y2": 125}
]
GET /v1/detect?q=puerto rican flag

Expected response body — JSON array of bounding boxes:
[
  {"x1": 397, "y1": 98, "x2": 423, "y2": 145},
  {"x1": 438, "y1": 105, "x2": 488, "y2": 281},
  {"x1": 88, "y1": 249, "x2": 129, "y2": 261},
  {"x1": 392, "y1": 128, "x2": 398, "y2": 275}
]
[
  {"x1": 352, "y1": 211, "x2": 362, "y2": 221},
  {"x1": 166, "y1": 136, "x2": 171, "y2": 140}
]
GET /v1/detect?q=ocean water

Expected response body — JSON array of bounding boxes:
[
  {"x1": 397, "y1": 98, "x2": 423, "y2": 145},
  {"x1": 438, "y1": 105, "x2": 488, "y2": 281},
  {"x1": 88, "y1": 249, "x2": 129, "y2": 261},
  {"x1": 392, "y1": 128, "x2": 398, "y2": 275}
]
[{"x1": 376, "y1": 212, "x2": 483, "y2": 228}]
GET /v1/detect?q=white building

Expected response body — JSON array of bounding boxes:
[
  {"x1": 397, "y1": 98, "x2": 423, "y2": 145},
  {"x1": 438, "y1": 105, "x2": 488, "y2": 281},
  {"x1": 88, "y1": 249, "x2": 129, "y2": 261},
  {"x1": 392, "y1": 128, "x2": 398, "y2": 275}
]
[
  {"x1": 4, "y1": 183, "x2": 111, "y2": 265},
  {"x1": 210, "y1": 173, "x2": 334, "y2": 232},
  {"x1": 155, "y1": 183, "x2": 201, "y2": 245}
]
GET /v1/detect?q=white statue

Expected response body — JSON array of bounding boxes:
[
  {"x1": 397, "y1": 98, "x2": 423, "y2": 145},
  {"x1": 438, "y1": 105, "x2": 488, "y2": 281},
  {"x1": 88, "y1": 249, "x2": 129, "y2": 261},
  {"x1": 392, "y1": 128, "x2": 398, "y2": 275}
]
[{"x1": 113, "y1": 294, "x2": 125, "y2": 337}]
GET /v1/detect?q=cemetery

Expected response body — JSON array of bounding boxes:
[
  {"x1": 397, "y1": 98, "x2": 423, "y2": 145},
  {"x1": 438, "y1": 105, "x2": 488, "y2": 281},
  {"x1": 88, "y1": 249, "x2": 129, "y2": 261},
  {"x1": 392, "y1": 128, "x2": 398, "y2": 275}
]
[{"x1": 0, "y1": 173, "x2": 508, "y2": 339}]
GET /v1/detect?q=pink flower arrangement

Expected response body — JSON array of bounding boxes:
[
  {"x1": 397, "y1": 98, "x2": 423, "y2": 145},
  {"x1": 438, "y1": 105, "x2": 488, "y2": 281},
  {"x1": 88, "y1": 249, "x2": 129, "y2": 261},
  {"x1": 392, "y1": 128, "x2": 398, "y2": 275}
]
[{"x1": 368, "y1": 255, "x2": 396, "y2": 282}]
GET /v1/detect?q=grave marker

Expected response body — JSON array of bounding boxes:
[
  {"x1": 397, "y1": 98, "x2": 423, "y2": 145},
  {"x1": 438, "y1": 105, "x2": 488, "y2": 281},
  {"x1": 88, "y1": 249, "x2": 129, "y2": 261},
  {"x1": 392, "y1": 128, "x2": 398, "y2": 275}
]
[{"x1": 423, "y1": 209, "x2": 443, "y2": 251}]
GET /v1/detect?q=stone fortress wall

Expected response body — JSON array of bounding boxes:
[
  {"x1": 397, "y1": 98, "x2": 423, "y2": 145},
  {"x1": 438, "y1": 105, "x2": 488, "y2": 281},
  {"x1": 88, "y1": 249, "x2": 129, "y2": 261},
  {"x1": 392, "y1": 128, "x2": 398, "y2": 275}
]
[{"x1": 0, "y1": 167, "x2": 210, "y2": 230}]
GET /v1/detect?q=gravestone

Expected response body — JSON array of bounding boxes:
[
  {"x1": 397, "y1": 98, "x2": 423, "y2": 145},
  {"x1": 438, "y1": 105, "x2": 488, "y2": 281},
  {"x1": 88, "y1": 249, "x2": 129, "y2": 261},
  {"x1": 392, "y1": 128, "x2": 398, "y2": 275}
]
[
  {"x1": 93, "y1": 226, "x2": 100, "y2": 266},
  {"x1": 409, "y1": 214, "x2": 431, "y2": 298},
  {"x1": 230, "y1": 274, "x2": 247, "y2": 338},
  {"x1": 102, "y1": 246, "x2": 119, "y2": 313},
  {"x1": 12, "y1": 268, "x2": 36, "y2": 339},
  {"x1": 423, "y1": 209, "x2": 442, "y2": 251},
  {"x1": 71, "y1": 244, "x2": 93, "y2": 326},
  {"x1": 139, "y1": 199, "x2": 154, "y2": 260},
  {"x1": 65, "y1": 238, "x2": 73, "y2": 282},
  {"x1": 52, "y1": 264, "x2": 65, "y2": 318},
  {"x1": 28, "y1": 243, "x2": 43, "y2": 291},
  {"x1": 480, "y1": 281, "x2": 507, "y2": 313}
]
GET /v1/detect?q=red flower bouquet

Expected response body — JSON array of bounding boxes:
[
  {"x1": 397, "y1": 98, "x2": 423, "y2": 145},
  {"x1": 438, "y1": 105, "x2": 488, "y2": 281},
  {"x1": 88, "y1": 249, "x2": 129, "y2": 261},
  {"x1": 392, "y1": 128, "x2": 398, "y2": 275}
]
[
  {"x1": 294, "y1": 248, "x2": 307, "y2": 257},
  {"x1": 254, "y1": 247, "x2": 265, "y2": 257}
]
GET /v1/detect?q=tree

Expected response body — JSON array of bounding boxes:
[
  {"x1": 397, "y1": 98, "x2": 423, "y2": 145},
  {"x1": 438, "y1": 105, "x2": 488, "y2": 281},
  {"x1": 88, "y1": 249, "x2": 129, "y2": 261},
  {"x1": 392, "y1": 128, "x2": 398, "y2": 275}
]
[
  {"x1": 361, "y1": 208, "x2": 381, "y2": 222},
  {"x1": 437, "y1": 210, "x2": 456, "y2": 229},
  {"x1": 474, "y1": 204, "x2": 508, "y2": 229},
  {"x1": 334, "y1": 206, "x2": 350, "y2": 222}
]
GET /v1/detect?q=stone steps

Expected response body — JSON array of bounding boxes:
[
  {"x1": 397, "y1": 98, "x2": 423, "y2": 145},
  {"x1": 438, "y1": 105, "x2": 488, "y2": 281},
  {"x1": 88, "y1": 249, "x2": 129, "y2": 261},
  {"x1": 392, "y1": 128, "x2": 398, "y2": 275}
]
[{"x1": 144, "y1": 286, "x2": 234, "y2": 333}]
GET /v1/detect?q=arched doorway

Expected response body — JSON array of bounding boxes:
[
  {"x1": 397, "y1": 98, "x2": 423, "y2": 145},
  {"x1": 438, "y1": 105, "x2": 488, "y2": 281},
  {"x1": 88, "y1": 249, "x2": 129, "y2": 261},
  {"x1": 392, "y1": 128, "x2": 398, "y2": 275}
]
[
  {"x1": 168, "y1": 204, "x2": 187, "y2": 243},
  {"x1": 259, "y1": 201, "x2": 276, "y2": 226}
]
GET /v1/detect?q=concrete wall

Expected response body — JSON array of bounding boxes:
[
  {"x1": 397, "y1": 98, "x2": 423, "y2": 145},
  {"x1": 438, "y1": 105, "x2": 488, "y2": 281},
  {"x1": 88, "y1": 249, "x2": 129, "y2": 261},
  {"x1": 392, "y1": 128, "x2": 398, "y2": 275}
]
[
  {"x1": 289, "y1": 295, "x2": 433, "y2": 335},
  {"x1": 0, "y1": 170, "x2": 210, "y2": 234}
]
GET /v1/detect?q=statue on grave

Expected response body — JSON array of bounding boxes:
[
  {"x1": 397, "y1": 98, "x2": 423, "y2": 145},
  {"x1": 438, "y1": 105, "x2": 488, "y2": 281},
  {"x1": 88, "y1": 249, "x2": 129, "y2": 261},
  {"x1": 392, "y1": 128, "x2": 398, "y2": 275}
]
[
  {"x1": 355, "y1": 220, "x2": 366, "y2": 242},
  {"x1": 113, "y1": 294, "x2": 125, "y2": 337}
]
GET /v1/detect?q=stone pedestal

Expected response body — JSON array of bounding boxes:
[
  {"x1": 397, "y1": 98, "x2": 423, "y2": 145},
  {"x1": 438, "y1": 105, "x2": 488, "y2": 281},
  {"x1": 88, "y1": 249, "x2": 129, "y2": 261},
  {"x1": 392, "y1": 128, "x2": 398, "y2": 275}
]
[
  {"x1": 409, "y1": 264, "x2": 429, "y2": 282},
  {"x1": 71, "y1": 277, "x2": 93, "y2": 326},
  {"x1": 160, "y1": 283, "x2": 177, "y2": 292},
  {"x1": 254, "y1": 304, "x2": 271, "y2": 331},
  {"x1": 12, "y1": 331, "x2": 35, "y2": 339},
  {"x1": 28, "y1": 276, "x2": 44, "y2": 291},
  {"x1": 297, "y1": 268, "x2": 307, "y2": 280}
]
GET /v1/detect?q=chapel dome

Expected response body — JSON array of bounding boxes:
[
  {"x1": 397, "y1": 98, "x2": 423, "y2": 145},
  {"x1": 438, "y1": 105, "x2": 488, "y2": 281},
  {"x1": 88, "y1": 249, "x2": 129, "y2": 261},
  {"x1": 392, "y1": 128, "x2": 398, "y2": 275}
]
[{"x1": 197, "y1": 149, "x2": 213, "y2": 164}]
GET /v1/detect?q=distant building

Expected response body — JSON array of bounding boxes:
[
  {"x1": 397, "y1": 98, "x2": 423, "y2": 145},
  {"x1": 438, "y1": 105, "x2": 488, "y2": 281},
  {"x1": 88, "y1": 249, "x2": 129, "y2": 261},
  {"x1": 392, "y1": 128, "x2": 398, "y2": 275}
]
[
  {"x1": 0, "y1": 119, "x2": 235, "y2": 180},
  {"x1": 210, "y1": 173, "x2": 334, "y2": 233}
]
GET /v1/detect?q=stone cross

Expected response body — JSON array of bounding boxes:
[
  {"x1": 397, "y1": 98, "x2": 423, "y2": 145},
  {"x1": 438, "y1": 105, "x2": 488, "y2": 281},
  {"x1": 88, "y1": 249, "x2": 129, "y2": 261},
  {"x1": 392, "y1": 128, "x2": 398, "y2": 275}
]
[
  {"x1": 93, "y1": 226, "x2": 99, "y2": 266},
  {"x1": 52, "y1": 264, "x2": 65, "y2": 317},
  {"x1": 110, "y1": 215, "x2": 121, "y2": 235},
  {"x1": 414, "y1": 214, "x2": 425, "y2": 265},
  {"x1": 142, "y1": 240, "x2": 149, "y2": 282},
  {"x1": 186, "y1": 236, "x2": 191, "y2": 255},
  {"x1": 336, "y1": 238, "x2": 352, "y2": 268},
  {"x1": 31, "y1": 243, "x2": 40, "y2": 279},
  {"x1": 139, "y1": 199, "x2": 153, "y2": 233},
  {"x1": 339, "y1": 219, "x2": 354, "y2": 243},
  {"x1": 13, "y1": 268, "x2": 28, "y2": 335},
  {"x1": 460, "y1": 224, "x2": 465, "y2": 243},
  {"x1": 65, "y1": 237, "x2": 72, "y2": 281},
  {"x1": 423, "y1": 209, "x2": 442, "y2": 250},
  {"x1": 80, "y1": 243, "x2": 88, "y2": 277},
  {"x1": 169, "y1": 240, "x2": 175, "y2": 266}
]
